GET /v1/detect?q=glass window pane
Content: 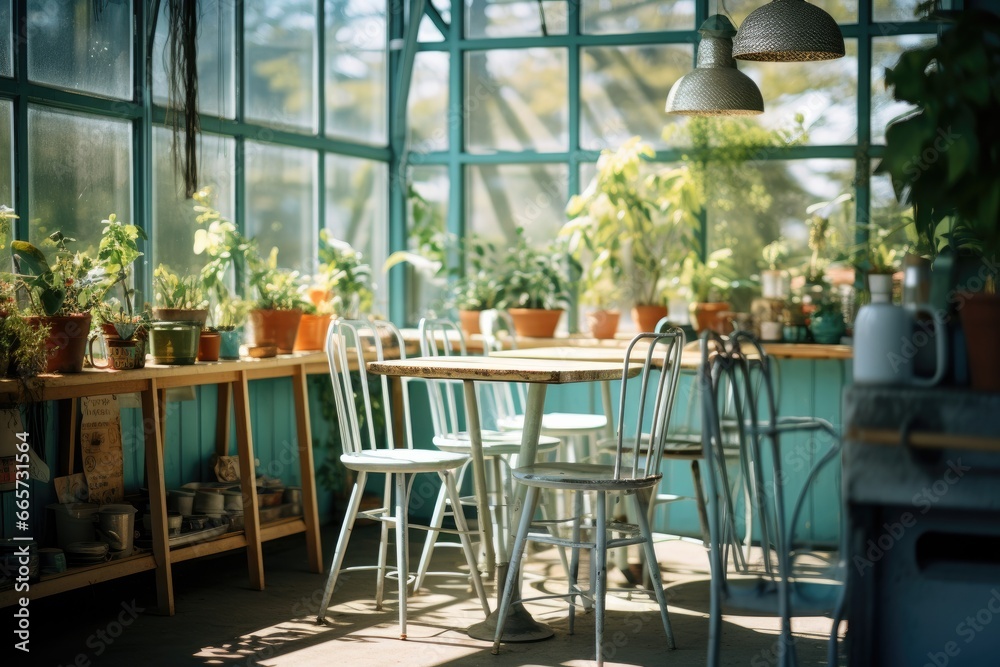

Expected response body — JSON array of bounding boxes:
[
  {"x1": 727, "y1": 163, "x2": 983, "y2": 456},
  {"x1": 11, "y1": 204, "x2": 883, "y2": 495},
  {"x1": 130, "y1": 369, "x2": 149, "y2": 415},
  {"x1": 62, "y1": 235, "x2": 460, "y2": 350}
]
[
  {"x1": 325, "y1": 154, "x2": 388, "y2": 316},
  {"x1": 581, "y1": 44, "x2": 693, "y2": 150},
  {"x1": 245, "y1": 0, "x2": 317, "y2": 132},
  {"x1": 28, "y1": 107, "x2": 132, "y2": 254},
  {"x1": 739, "y1": 40, "x2": 858, "y2": 146},
  {"x1": 153, "y1": 129, "x2": 236, "y2": 277},
  {"x1": 582, "y1": 0, "x2": 695, "y2": 34},
  {"x1": 871, "y1": 34, "x2": 936, "y2": 145},
  {"x1": 707, "y1": 158, "x2": 855, "y2": 310},
  {"x1": 466, "y1": 163, "x2": 569, "y2": 246},
  {"x1": 326, "y1": 0, "x2": 387, "y2": 144},
  {"x1": 406, "y1": 165, "x2": 449, "y2": 322},
  {"x1": 466, "y1": 48, "x2": 568, "y2": 153},
  {"x1": 418, "y1": 14, "x2": 446, "y2": 42},
  {"x1": 409, "y1": 52, "x2": 449, "y2": 152},
  {"x1": 467, "y1": 0, "x2": 567, "y2": 38},
  {"x1": 27, "y1": 0, "x2": 133, "y2": 99},
  {"x1": 246, "y1": 143, "x2": 317, "y2": 272},
  {"x1": 874, "y1": 0, "x2": 924, "y2": 22},
  {"x1": 724, "y1": 0, "x2": 856, "y2": 25},
  {"x1": 152, "y1": 0, "x2": 236, "y2": 118},
  {"x1": 0, "y1": 0, "x2": 11, "y2": 78}
]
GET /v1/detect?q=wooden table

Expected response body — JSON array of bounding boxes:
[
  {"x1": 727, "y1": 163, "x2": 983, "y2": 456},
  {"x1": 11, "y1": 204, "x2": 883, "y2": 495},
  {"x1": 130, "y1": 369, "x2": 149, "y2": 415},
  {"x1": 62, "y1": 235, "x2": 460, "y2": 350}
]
[
  {"x1": 368, "y1": 354, "x2": 639, "y2": 641},
  {"x1": 0, "y1": 352, "x2": 330, "y2": 615}
]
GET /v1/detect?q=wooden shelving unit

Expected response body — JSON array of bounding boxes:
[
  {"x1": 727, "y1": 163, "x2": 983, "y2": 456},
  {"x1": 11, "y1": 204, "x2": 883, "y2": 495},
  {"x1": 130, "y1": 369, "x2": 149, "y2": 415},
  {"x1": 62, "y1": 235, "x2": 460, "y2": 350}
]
[{"x1": 0, "y1": 354, "x2": 329, "y2": 615}]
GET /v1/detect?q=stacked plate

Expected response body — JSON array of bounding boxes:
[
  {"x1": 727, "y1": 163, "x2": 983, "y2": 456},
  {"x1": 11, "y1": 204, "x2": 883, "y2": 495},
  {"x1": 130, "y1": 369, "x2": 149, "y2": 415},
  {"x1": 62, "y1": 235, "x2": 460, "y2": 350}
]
[{"x1": 64, "y1": 541, "x2": 110, "y2": 566}]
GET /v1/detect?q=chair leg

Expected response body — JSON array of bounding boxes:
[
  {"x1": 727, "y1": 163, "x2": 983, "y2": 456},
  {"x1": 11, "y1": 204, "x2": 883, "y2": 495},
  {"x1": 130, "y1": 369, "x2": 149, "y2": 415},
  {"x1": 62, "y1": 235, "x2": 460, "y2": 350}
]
[
  {"x1": 395, "y1": 472, "x2": 408, "y2": 640},
  {"x1": 492, "y1": 485, "x2": 540, "y2": 656},
  {"x1": 441, "y1": 470, "x2": 491, "y2": 616},
  {"x1": 414, "y1": 477, "x2": 450, "y2": 592},
  {"x1": 317, "y1": 473, "x2": 366, "y2": 623},
  {"x1": 690, "y1": 459, "x2": 711, "y2": 548},
  {"x1": 376, "y1": 475, "x2": 392, "y2": 610},
  {"x1": 631, "y1": 493, "x2": 676, "y2": 650},
  {"x1": 594, "y1": 490, "x2": 607, "y2": 667},
  {"x1": 569, "y1": 490, "x2": 582, "y2": 635}
]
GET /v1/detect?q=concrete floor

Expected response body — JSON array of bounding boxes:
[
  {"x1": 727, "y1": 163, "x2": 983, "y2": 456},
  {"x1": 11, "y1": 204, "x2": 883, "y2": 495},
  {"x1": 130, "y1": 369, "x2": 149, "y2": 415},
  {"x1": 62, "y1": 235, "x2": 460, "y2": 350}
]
[{"x1": 13, "y1": 521, "x2": 841, "y2": 666}]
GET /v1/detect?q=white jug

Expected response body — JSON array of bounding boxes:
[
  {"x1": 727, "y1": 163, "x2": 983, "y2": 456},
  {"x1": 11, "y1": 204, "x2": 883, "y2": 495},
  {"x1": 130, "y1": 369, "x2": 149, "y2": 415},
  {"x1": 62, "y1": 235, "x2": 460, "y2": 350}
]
[{"x1": 853, "y1": 302, "x2": 947, "y2": 386}]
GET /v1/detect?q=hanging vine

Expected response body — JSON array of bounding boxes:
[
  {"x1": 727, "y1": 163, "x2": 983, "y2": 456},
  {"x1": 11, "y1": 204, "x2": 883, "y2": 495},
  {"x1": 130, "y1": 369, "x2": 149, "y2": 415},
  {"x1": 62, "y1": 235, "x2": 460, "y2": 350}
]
[{"x1": 166, "y1": 0, "x2": 200, "y2": 198}]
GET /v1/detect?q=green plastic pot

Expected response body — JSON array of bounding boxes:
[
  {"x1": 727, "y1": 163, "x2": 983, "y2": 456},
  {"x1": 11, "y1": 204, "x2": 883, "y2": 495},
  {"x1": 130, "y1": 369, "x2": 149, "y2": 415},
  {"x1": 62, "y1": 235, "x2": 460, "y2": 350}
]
[{"x1": 149, "y1": 322, "x2": 200, "y2": 365}]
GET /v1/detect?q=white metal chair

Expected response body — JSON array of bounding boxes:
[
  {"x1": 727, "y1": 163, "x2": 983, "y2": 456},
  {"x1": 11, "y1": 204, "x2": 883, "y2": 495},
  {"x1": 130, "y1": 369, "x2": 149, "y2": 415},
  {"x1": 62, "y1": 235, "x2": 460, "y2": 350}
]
[
  {"x1": 316, "y1": 319, "x2": 490, "y2": 639},
  {"x1": 700, "y1": 330, "x2": 845, "y2": 667},
  {"x1": 491, "y1": 330, "x2": 686, "y2": 666},
  {"x1": 412, "y1": 317, "x2": 561, "y2": 589}
]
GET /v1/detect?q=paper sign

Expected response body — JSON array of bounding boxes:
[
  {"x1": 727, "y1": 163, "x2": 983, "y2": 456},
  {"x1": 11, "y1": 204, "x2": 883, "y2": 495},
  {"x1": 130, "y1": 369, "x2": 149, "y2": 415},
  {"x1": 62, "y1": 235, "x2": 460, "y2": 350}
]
[
  {"x1": 53, "y1": 473, "x2": 88, "y2": 503},
  {"x1": 80, "y1": 395, "x2": 125, "y2": 504}
]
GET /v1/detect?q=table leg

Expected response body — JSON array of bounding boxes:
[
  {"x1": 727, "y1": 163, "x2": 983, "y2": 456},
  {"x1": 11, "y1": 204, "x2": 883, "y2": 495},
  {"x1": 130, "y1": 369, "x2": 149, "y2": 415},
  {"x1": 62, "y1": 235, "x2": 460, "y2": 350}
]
[
  {"x1": 468, "y1": 382, "x2": 554, "y2": 642},
  {"x1": 141, "y1": 379, "x2": 174, "y2": 615},
  {"x1": 292, "y1": 365, "x2": 323, "y2": 574},
  {"x1": 459, "y1": 379, "x2": 494, "y2": 579},
  {"x1": 233, "y1": 372, "x2": 264, "y2": 590}
]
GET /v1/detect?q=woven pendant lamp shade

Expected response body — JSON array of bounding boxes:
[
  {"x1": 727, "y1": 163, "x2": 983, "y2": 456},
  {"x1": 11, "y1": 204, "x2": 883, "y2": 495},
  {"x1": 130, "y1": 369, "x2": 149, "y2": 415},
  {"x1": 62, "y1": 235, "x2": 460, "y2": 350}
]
[
  {"x1": 665, "y1": 15, "x2": 764, "y2": 116},
  {"x1": 732, "y1": 0, "x2": 845, "y2": 62}
]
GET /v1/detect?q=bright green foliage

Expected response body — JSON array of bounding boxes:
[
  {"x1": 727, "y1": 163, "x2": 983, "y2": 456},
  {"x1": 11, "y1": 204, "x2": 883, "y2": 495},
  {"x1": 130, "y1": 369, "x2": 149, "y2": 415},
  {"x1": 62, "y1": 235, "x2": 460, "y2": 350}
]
[
  {"x1": 153, "y1": 265, "x2": 209, "y2": 310},
  {"x1": 315, "y1": 228, "x2": 374, "y2": 318},
  {"x1": 675, "y1": 248, "x2": 739, "y2": 303},
  {"x1": 96, "y1": 213, "x2": 148, "y2": 339},
  {"x1": 877, "y1": 10, "x2": 1000, "y2": 260},
  {"x1": 497, "y1": 227, "x2": 572, "y2": 310},
  {"x1": 12, "y1": 232, "x2": 103, "y2": 316}
]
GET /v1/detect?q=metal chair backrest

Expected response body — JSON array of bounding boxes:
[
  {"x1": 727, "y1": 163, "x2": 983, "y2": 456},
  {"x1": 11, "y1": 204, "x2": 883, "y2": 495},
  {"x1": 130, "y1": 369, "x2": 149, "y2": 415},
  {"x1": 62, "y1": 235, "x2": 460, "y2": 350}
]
[
  {"x1": 417, "y1": 317, "x2": 469, "y2": 437},
  {"x1": 612, "y1": 328, "x2": 686, "y2": 481},
  {"x1": 478, "y1": 309, "x2": 527, "y2": 421},
  {"x1": 325, "y1": 319, "x2": 412, "y2": 455},
  {"x1": 417, "y1": 317, "x2": 467, "y2": 357}
]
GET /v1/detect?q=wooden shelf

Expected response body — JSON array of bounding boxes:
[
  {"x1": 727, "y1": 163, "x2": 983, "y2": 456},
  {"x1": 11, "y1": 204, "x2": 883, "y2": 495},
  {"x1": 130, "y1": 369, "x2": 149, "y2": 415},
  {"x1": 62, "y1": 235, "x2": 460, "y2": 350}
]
[{"x1": 1, "y1": 356, "x2": 326, "y2": 616}]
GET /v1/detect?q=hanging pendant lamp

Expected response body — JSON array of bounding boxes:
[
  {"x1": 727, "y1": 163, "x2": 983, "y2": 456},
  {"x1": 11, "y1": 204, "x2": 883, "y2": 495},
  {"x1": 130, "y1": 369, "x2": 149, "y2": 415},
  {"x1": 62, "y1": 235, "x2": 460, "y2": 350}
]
[
  {"x1": 732, "y1": 0, "x2": 845, "y2": 62},
  {"x1": 665, "y1": 15, "x2": 764, "y2": 116}
]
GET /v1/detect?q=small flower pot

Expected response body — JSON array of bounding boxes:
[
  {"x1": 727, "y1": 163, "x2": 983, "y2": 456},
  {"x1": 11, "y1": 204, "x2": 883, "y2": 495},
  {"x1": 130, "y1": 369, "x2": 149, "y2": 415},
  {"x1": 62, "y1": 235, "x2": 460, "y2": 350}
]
[
  {"x1": 631, "y1": 305, "x2": 667, "y2": 333},
  {"x1": 149, "y1": 322, "x2": 200, "y2": 365},
  {"x1": 152, "y1": 308, "x2": 208, "y2": 329},
  {"x1": 25, "y1": 314, "x2": 92, "y2": 374},
  {"x1": 219, "y1": 328, "x2": 243, "y2": 360},
  {"x1": 293, "y1": 313, "x2": 332, "y2": 352},
  {"x1": 458, "y1": 309, "x2": 483, "y2": 338},
  {"x1": 586, "y1": 310, "x2": 620, "y2": 340},
  {"x1": 197, "y1": 331, "x2": 222, "y2": 362},
  {"x1": 960, "y1": 292, "x2": 1000, "y2": 392},
  {"x1": 99, "y1": 323, "x2": 148, "y2": 369},
  {"x1": 247, "y1": 308, "x2": 303, "y2": 354},
  {"x1": 690, "y1": 302, "x2": 732, "y2": 334},
  {"x1": 507, "y1": 308, "x2": 562, "y2": 338}
]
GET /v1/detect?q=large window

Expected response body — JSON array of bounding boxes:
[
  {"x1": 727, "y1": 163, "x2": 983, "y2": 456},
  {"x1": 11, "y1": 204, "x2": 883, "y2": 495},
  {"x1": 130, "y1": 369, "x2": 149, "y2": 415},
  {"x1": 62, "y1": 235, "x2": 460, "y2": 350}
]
[
  {"x1": 404, "y1": 0, "x2": 943, "y2": 326},
  {"x1": 3, "y1": 1, "x2": 391, "y2": 317}
]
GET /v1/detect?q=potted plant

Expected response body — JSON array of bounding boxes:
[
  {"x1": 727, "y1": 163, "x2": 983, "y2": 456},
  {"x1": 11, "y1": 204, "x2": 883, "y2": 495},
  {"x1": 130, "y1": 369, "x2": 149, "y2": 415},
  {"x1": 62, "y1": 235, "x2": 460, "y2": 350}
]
[
  {"x1": 855, "y1": 223, "x2": 906, "y2": 305},
  {"x1": 215, "y1": 297, "x2": 249, "y2": 360},
  {"x1": 876, "y1": 10, "x2": 1000, "y2": 390},
  {"x1": 246, "y1": 246, "x2": 305, "y2": 354},
  {"x1": 562, "y1": 137, "x2": 699, "y2": 332},
  {"x1": 676, "y1": 249, "x2": 738, "y2": 334},
  {"x1": 150, "y1": 265, "x2": 207, "y2": 365},
  {"x1": 0, "y1": 278, "x2": 49, "y2": 379},
  {"x1": 496, "y1": 227, "x2": 572, "y2": 338},
  {"x1": 12, "y1": 232, "x2": 103, "y2": 373},
  {"x1": 579, "y1": 273, "x2": 623, "y2": 340},
  {"x1": 808, "y1": 293, "x2": 846, "y2": 345},
  {"x1": 760, "y1": 237, "x2": 790, "y2": 300},
  {"x1": 93, "y1": 214, "x2": 150, "y2": 370}
]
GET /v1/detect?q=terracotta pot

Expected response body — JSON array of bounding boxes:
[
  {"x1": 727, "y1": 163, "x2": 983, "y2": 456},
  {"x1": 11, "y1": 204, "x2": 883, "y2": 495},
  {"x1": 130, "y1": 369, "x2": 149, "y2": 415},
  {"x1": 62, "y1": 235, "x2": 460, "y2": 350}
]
[
  {"x1": 458, "y1": 309, "x2": 482, "y2": 338},
  {"x1": 587, "y1": 310, "x2": 620, "y2": 340},
  {"x1": 26, "y1": 314, "x2": 92, "y2": 374},
  {"x1": 631, "y1": 305, "x2": 668, "y2": 333},
  {"x1": 507, "y1": 308, "x2": 562, "y2": 338},
  {"x1": 960, "y1": 292, "x2": 1000, "y2": 392},
  {"x1": 198, "y1": 331, "x2": 222, "y2": 362},
  {"x1": 690, "y1": 302, "x2": 732, "y2": 334},
  {"x1": 152, "y1": 308, "x2": 208, "y2": 329},
  {"x1": 293, "y1": 313, "x2": 332, "y2": 352},
  {"x1": 247, "y1": 308, "x2": 303, "y2": 354},
  {"x1": 308, "y1": 287, "x2": 330, "y2": 308}
]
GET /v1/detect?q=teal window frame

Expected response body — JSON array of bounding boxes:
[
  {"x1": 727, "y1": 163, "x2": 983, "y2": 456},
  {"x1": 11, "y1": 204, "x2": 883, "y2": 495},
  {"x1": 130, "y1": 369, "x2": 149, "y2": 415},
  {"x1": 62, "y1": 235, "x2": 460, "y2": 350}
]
[
  {"x1": 1, "y1": 0, "x2": 393, "y2": 301},
  {"x1": 387, "y1": 0, "x2": 948, "y2": 325}
]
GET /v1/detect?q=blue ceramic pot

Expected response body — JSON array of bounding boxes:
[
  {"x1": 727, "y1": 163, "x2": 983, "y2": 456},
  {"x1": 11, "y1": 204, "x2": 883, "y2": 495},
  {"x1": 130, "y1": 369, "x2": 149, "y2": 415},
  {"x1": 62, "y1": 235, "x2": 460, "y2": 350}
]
[
  {"x1": 219, "y1": 328, "x2": 243, "y2": 360},
  {"x1": 809, "y1": 312, "x2": 845, "y2": 345}
]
